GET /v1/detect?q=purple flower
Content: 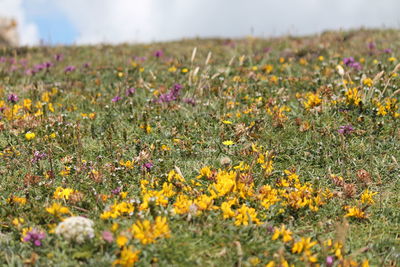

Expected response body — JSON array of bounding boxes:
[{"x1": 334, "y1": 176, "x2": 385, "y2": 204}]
[
  {"x1": 112, "y1": 96, "x2": 122, "y2": 102},
  {"x1": 64, "y1": 65, "x2": 76, "y2": 73},
  {"x1": 368, "y1": 42, "x2": 376, "y2": 50},
  {"x1": 111, "y1": 187, "x2": 122, "y2": 195},
  {"x1": 23, "y1": 229, "x2": 45, "y2": 247},
  {"x1": 44, "y1": 61, "x2": 53, "y2": 69},
  {"x1": 153, "y1": 50, "x2": 164, "y2": 58},
  {"x1": 183, "y1": 98, "x2": 196, "y2": 106},
  {"x1": 7, "y1": 93, "x2": 19, "y2": 103},
  {"x1": 338, "y1": 124, "x2": 354, "y2": 135},
  {"x1": 19, "y1": 59, "x2": 28, "y2": 66},
  {"x1": 263, "y1": 47, "x2": 271, "y2": 53},
  {"x1": 266, "y1": 225, "x2": 274, "y2": 233},
  {"x1": 326, "y1": 256, "x2": 334, "y2": 267},
  {"x1": 102, "y1": 231, "x2": 114, "y2": 243},
  {"x1": 32, "y1": 151, "x2": 47, "y2": 163},
  {"x1": 343, "y1": 57, "x2": 355, "y2": 66},
  {"x1": 343, "y1": 57, "x2": 362, "y2": 71},
  {"x1": 126, "y1": 87, "x2": 136, "y2": 96},
  {"x1": 383, "y1": 48, "x2": 393, "y2": 54},
  {"x1": 55, "y1": 54, "x2": 64, "y2": 61},
  {"x1": 154, "y1": 83, "x2": 183, "y2": 104},
  {"x1": 25, "y1": 68, "x2": 36, "y2": 76},
  {"x1": 35, "y1": 64, "x2": 45, "y2": 72},
  {"x1": 350, "y1": 62, "x2": 362, "y2": 71},
  {"x1": 143, "y1": 162, "x2": 153, "y2": 171},
  {"x1": 82, "y1": 62, "x2": 90, "y2": 68}
]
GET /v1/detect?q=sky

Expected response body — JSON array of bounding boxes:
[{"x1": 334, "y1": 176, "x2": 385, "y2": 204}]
[{"x1": 0, "y1": 0, "x2": 399, "y2": 46}]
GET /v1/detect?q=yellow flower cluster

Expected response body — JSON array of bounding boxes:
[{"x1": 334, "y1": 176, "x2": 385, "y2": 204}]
[
  {"x1": 131, "y1": 216, "x2": 170, "y2": 244},
  {"x1": 344, "y1": 87, "x2": 362, "y2": 106},
  {"x1": 100, "y1": 201, "x2": 135, "y2": 219},
  {"x1": 375, "y1": 98, "x2": 399, "y2": 117},
  {"x1": 53, "y1": 187, "x2": 75, "y2": 200},
  {"x1": 303, "y1": 92, "x2": 322, "y2": 110},
  {"x1": 113, "y1": 246, "x2": 140, "y2": 267}
]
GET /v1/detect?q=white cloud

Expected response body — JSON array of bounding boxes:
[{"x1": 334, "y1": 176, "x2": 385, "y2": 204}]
[
  {"x1": 0, "y1": 0, "x2": 39, "y2": 45},
  {"x1": 2, "y1": 0, "x2": 400, "y2": 45},
  {"x1": 56, "y1": 0, "x2": 400, "y2": 44}
]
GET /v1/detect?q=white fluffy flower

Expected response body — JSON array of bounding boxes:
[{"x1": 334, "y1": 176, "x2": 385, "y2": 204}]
[{"x1": 55, "y1": 216, "x2": 94, "y2": 243}]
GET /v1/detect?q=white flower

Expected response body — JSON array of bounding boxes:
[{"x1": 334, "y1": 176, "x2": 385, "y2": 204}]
[
  {"x1": 55, "y1": 216, "x2": 94, "y2": 243},
  {"x1": 336, "y1": 65, "x2": 345, "y2": 76}
]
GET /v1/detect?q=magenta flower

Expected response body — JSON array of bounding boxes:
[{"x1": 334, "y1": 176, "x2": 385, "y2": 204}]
[
  {"x1": 32, "y1": 151, "x2": 47, "y2": 163},
  {"x1": 338, "y1": 124, "x2": 354, "y2": 135},
  {"x1": 55, "y1": 54, "x2": 64, "y2": 61},
  {"x1": 126, "y1": 87, "x2": 136, "y2": 96},
  {"x1": 368, "y1": 42, "x2": 376, "y2": 50},
  {"x1": 154, "y1": 83, "x2": 183, "y2": 104},
  {"x1": 153, "y1": 50, "x2": 164, "y2": 58},
  {"x1": 102, "y1": 231, "x2": 114, "y2": 243},
  {"x1": 343, "y1": 57, "x2": 362, "y2": 71},
  {"x1": 143, "y1": 162, "x2": 153, "y2": 171},
  {"x1": 111, "y1": 187, "x2": 122, "y2": 195},
  {"x1": 183, "y1": 98, "x2": 196, "y2": 106},
  {"x1": 7, "y1": 93, "x2": 19, "y2": 103},
  {"x1": 64, "y1": 65, "x2": 76, "y2": 73},
  {"x1": 112, "y1": 96, "x2": 122, "y2": 102},
  {"x1": 326, "y1": 256, "x2": 334, "y2": 267},
  {"x1": 23, "y1": 229, "x2": 46, "y2": 247},
  {"x1": 383, "y1": 48, "x2": 393, "y2": 54}
]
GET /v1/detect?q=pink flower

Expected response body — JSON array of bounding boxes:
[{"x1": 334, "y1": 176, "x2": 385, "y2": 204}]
[{"x1": 102, "y1": 231, "x2": 113, "y2": 243}]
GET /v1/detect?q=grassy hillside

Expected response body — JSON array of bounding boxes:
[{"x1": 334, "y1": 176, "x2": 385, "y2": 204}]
[{"x1": 0, "y1": 29, "x2": 399, "y2": 266}]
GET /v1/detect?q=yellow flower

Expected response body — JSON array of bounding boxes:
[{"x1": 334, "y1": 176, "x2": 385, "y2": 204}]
[
  {"x1": 345, "y1": 87, "x2": 362, "y2": 106},
  {"x1": 7, "y1": 196, "x2": 27, "y2": 205},
  {"x1": 197, "y1": 166, "x2": 212, "y2": 179},
  {"x1": 303, "y1": 92, "x2": 322, "y2": 110},
  {"x1": 131, "y1": 216, "x2": 170, "y2": 244},
  {"x1": 53, "y1": 187, "x2": 75, "y2": 200},
  {"x1": 12, "y1": 217, "x2": 24, "y2": 227},
  {"x1": 292, "y1": 237, "x2": 317, "y2": 254},
  {"x1": 59, "y1": 166, "x2": 71, "y2": 176},
  {"x1": 173, "y1": 194, "x2": 193, "y2": 215},
  {"x1": 360, "y1": 189, "x2": 377, "y2": 205},
  {"x1": 25, "y1": 132, "x2": 35, "y2": 140},
  {"x1": 111, "y1": 223, "x2": 119, "y2": 232},
  {"x1": 161, "y1": 144, "x2": 171, "y2": 151},
  {"x1": 221, "y1": 199, "x2": 236, "y2": 219},
  {"x1": 344, "y1": 206, "x2": 367, "y2": 219},
  {"x1": 46, "y1": 202, "x2": 70, "y2": 217},
  {"x1": 362, "y1": 78, "x2": 373, "y2": 87},
  {"x1": 194, "y1": 194, "x2": 214, "y2": 212},
  {"x1": 113, "y1": 246, "x2": 140, "y2": 267},
  {"x1": 234, "y1": 204, "x2": 260, "y2": 226},
  {"x1": 272, "y1": 225, "x2": 293, "y2": 243},
  {"x1": 222, "y1": 140, "x2": 234, "y2": 146},
  {"x1": 116, "y1": 235, "x2": 129, "y2": 247},
  {"x1": 100, "y1": 201, "x2": 134, "y2": 219}
]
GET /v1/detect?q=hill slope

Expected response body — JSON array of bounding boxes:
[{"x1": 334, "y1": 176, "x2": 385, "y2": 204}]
[{"x1": 0, "y1": 29, "x2": 399, "y2": 266}]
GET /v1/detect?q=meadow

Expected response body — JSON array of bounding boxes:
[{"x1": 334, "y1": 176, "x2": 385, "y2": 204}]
[{"x1": 0, "y1": 29, "x2": 399, "y2": 266}]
